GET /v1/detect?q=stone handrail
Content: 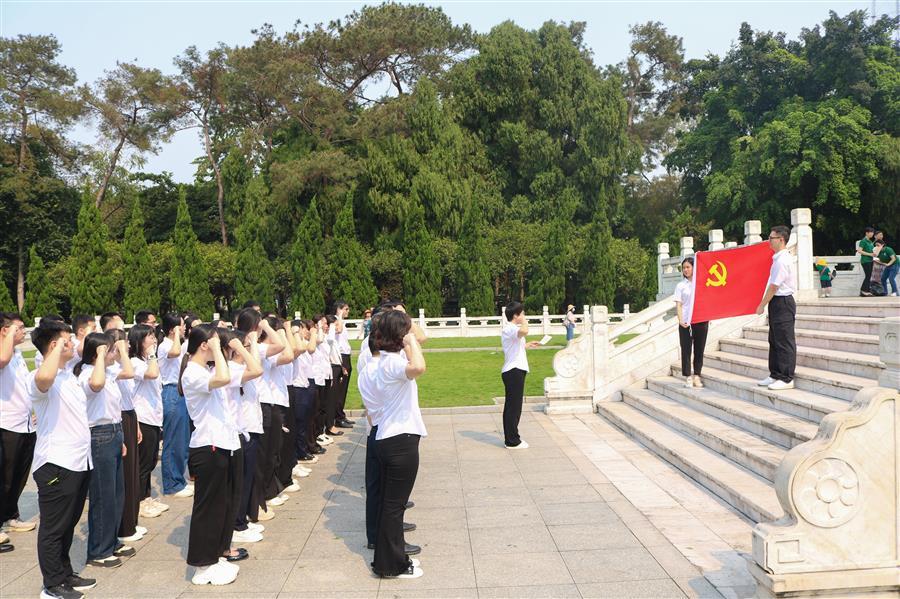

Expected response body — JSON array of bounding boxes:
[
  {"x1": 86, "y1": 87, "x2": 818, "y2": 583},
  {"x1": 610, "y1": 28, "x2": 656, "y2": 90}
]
[{"x1": 608, "y1": 296, "x2": 676, "y2": 342}]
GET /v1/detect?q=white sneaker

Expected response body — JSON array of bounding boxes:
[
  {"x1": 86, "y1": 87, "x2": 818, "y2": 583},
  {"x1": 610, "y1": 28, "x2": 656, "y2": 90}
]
[
  {"x1": 684, "y1": 375, "x2": 694, "y2": 388},
  {"x1": 232, "y1": 528, "x2": 263, "y2": 543},
  {"x1": 255, "y1": 507, "x2": 275, "y2": 521},
  {"x1": 693, "y1": 375, "x2": 704, "y2": 388},
  {"x1": 506, "y1": 440, "x2": 529, "y2": 450},
  {"x1": 768, "y1": 379, "x2": 795, "y2": 391},
  {"x1": 410, "y1": 558, "x2": 420, "y2": 568},
  {"x1": 292, "y1": 467, "x2": 310, "y2": 478},
  {"x1": 283, "y1": 482, "x2": 301, "y2": 493},
  {"x1": 0, "y1": 532, "x2": 9, "y2": 544},
  {"x1": 246, "y1": 522, "x2": 265, "y2": 533},
  {"x1": 118, "y1": 531, "x2": 143, "y2": 543},
  {"x1": 266, "y1": 495, "x2": 286, "y2": 507},
  {"x1": 317, "y1": 435, "x2": 334, "y2": 446},
  {"x1": 135, "y1": 526, "x2": 148, "y2": 535},
  {"x1": 3, "y1": 518, "x2": 36, "y2": 532},
  {"x1": 192, "y1": 561, "x2": 237, "y2": 585},
  {"x1": 149, "y1": 497, "x2": 170, "y2": 512},
  {"x1": 757, "y1": 376, "x2": 776, "y2": 386},
  {"x1": 170, "y1": 486, "x2": 194, "y2": 498},
  {"x1": 383, "y1": 565, "x2": 424, "y2": 579},
  {"x1": 217, "y1": 557, "x2": 240, "y2": 574},
  {"x1": 892, "y1": 292, "x2": 898, "y2": 297},
  {"x1": 139, "y1": 500, "x2": 162, "y2": 518},
  {"x1": 278, "y1": 493, "x2": 290, "y2": 502}
]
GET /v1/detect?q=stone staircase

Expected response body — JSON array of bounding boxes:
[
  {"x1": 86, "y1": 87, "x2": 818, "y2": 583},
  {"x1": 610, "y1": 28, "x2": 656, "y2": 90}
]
[{"x1": 597, "y1": 298, "x2": 897, "y2": 525}]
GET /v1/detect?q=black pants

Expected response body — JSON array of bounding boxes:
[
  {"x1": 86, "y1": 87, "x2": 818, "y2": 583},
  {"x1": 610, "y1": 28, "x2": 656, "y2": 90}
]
[
  {"x1": 236, "y1": 433, "x2": 260, "y2": 530},
  {"x1": 861, "y1": 261, "x2": 873, "y2": 293},
  {"x1": 365, "y1": 425, "x2": 381, "y2": 546},
  {"x1": 768, "y1": 295, "x2": 797, "y2": 383},
  {"x1": 294, "y1": 385, "x2": 315, "y2": 459},
  {"x1": 0, "y1": 428, "x2": 36, "y2": 523},
  {"x1": 307, "y1": 381, "x2": 323, "y2": 450},
  {"x1": 257, "y1": 403, "x2": 284, "y2": 501},
  {"x1": 137, "y1": 423, "x2": 161, "y2": 501},
  {"x1": 336, "y1": 354, "x2": 352, "y2": 422},
  {"x1": 187, "y1": 446, "x2": 242, "y2": 567},
  {"x1": 326, "y1": 365, "x2": 343, "y2": 430},
  {"x1": 277, "y1": 401, "x2": 296, "y2": 487},
  {"x1": 314, "y1": 383, "x2": 328, "y2": 437},
  {"x1": 678, "y1": 321, "x2": 709, "y2": 376},
  {"x1": 501, "y1": 368, "x2": 527, "y2": 447},
  {"x1": 34, "y1": 463, "x2": 90, "y2": 588},
  {"x1": 119, "y1": 410, "x2": 140, "y2": 537},
  {"x1": 372, "y1": 433, "x2": 420, "y2": 576}
]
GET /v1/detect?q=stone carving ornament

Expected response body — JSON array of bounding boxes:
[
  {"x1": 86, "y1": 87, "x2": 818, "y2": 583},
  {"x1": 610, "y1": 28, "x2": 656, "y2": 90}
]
[{"x1": 793, "y1": 458, "x2": 860, "y2": 528}]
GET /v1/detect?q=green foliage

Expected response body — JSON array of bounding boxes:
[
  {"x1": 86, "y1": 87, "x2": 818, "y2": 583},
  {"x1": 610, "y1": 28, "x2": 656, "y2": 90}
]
[
  {"x1": 0, "y1": 270, "x2": 14, "y2": 312},
  {"x1": 579, "y1": 209, "x2": 615, "y2": 307},
  {"x1": 122, "y1": 201, "x2": 160, "y2": 320},
  {"x1": 170, "y1": 187, "x2": 214, "y2": 318},
  {"x1": 608, "y1": 238, "x2": 651, "y2": 312},
  {"x1": 22, "y1": 246, "x2": 57, "y2": 324},
  {"x1": 401, "y1": 200, "x2": 442, "y2": 315},
  {"x1": 234, "y1": 177, "x2": 275, "y2": 309},
  {"x1": 329, "y1": 195, "x2": 377, "y2": 316},
  {"x1": 68, "y1": 189, "x2": 117, "y2": 315},
  {"x1": 455, "y1": 200, "x2": 494, "y2": 314},
  {"x1": 289, "y1": 198, "x2": 327, "y2": 318}
]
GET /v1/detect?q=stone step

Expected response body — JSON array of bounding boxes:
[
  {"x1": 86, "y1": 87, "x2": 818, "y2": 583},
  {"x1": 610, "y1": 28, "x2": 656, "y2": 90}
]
[
  {"x1": 598, "y1": 401, "x2": 783, "y2": 523},
  {"x1": 649, "y1": 376, "x2": 817, "y2": 448},
  {"x1": 622, "y1": 387, "x2": 786, "y2": 481},
  {"x1": 743, "y1": 326, "x2": 880, "y2": 356},
  {"x1": 795, "y1": 298, "x2": 900, "y2": 318},
  {"x1": 718, "y1": 337, "x2": 884, "y2": 380},
  {"x1": 703, "y1": 351, "x2": 875, "y2": 401},
  {"x1": 686, "y1": 366, "x2": 850, "y2": 424},
  {"x1": 794, "y1": 314, "x2": 882, "y2": 335}
]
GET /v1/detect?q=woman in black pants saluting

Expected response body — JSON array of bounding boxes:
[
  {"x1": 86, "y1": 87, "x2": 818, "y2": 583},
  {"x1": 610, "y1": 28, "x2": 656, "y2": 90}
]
[
  {"x1": 674, "y1": 256, "x2": 708, "y2": 388},
  {"x1": 358, "y1": 310, "x2": 427, "y2": 579}
]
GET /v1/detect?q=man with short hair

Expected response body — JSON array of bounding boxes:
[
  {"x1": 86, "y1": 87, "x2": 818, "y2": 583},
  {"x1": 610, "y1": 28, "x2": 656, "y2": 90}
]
[
  {"x1": 134, "y1": 310, "x2": 157, "y2": 326},
  {"x1": 99, "y1": 312, "x2": 124, "y2": 332},
  {"x1": 756, "y1": 225, "x2": 797, "y2": 391}
]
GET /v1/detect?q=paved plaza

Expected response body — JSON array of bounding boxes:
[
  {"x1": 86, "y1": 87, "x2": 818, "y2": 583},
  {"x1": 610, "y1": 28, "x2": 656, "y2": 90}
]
[{"x1": 0, "y1": 411, "x2": 757, "y2": 598}]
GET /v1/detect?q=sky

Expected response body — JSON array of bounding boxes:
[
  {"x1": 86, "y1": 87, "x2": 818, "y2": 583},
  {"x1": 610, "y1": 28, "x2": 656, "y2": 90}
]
[{"x1": 1, "y1": 0, "x2": 886, "y2": 182}]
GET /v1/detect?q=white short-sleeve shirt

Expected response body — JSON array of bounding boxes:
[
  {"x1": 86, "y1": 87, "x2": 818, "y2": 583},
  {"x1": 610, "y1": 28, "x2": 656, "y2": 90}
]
[
  {"x1": 359, "y1": 351, "x2": 427, "y2": 441},
  {"x1": 768, "y1": 249, "x2": 797, "y2": 297},
  {"x1": 79, "y1": 365, "x2": 124, "y2": 426},
  {"x1": 157, "y1": 337, "x2": 184, "y2": 385},
  {"x1": 112, "y1": 363, "x2": 135, "y2": 411},
  {"x1": 28, "y1": 369, "x2": 92, "y2": 473},
  {"x1": 34, "y1": 337, "x2": 81, "y2": 371},
  {"x1": 501, "y1": 322, "x2": 529, "y2": 373},
  {"x1": 313, "y1": 344, "x2": 332, "y2": 384},
  {"x1": 291, "y1": 353, "x2": 310, "y2": 388},
  {"x1": 131, "y1": 357, "x2": 163, "y2": 427},
  {"x1": 181, "y1": 361, "x2": 241, "y2": 451},
  {"x1": 674, "y1": 279, "x2": 696, "y2": 324},
  {"x1": 336, "y1": 323, "x2": 351, "y2": 355},
  {"x1": 0, "y1": 348, "x2": 32, "y2": 433}
]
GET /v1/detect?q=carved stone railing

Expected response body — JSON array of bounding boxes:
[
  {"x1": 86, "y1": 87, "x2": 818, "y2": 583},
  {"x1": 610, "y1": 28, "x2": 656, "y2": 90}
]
[{"x1": 749, "y1": 317, "x2": 900, "y2": 596}]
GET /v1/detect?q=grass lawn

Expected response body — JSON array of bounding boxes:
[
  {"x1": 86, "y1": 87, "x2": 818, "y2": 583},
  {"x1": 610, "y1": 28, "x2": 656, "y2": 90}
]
[{"x1": 344, "y1": 348, "x2": 556, "y2": 410}]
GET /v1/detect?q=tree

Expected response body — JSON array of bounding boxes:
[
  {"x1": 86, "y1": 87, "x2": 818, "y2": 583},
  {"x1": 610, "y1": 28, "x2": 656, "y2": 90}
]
[
  {"x1": 579, "y1": 209, "x2": 616, "y2": 308},
  {"x1": 0, "y1": 268, "x2": 15, "y2": 312},
  {"x1": 122, "y1": 201, "x2": 160, "y2": 321},
  {"x1": 329, "y1": 195, "x2": 377, "y2": 316},
  {"x1": 527, "y1": 215, "x2": 568, "y2": 313},
  {"x1": 289, "y1": 198, "x2": 326, "y2": 318},
  {"x1": 455, "y1": 200, "x2": 494, "y2": 314},
  {"x1": 170, "y1": 187, "x2": 214, "y2": 318},
  {"x1": 401, "y1": 199, "x2": 442, "y2": 315},
  {"x1": 22, "y1": 246, "x2": 57, "y2": 324},
  {"x1": 68, "y1": 189, "x2": 117, "y2": 315},
  {"x1": 234, "y1": 177, "x2": 275, "y2": 308}
]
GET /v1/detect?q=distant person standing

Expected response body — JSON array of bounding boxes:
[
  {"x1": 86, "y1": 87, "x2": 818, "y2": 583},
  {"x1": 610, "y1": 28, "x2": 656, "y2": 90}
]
[
  {"x1": 564, "y1": 305, "x2": 576, "y2": 342},
  {"x1": 875, "y1": 237, "x2": 898, "y2": 296},
  {"x1": 674, "y1": 257, "x2": 708, "y2": 388},
  {"x1": 756, "y1": 225, "x2": 797, "y2": 391},
  {"x1": 856, "y1": 227, "x2": 876, "y2": 296},
  {"x1": 500, "y1": 302, "x2": 541, "y2": 449}
]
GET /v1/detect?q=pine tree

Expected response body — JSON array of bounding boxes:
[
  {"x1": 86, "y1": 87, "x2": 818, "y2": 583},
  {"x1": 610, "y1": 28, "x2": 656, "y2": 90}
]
[
  {"x1": 527, "y1": 216, "x2": 567, "y2": 313},
  {"x1": 330, "y1": 195, "x2": 377, "y2": 316},
  {"x1": 122, "y1": 201, "x2": 160, "y2": 321},
  {"x1": 22, "y1": 246, "x2": 57, "y2": 324},
  {"x1": 170, "y1": 187, "x2": 214, "y2": 318},
  {"x1": 234, "y1": 177, "x2": 275, "y2": 309},
  {"x1": 289, "y1": 198, "x2": 326, "y2": 318},
  {"x1": 0, "y1": 270, "x2": 15, "y2": 313},
  {"x1": 69, "y1": 189, "x2": 117, "y2": 316},
  {"x1": 455, "y1": 198, "x2": 494, "y2": 315},
  {"x1": 401, "y1": 199, "x2": 443, "y2": 315},
  {"x1": 578, "y1": 206, "x2": 616, "y2": 308}
]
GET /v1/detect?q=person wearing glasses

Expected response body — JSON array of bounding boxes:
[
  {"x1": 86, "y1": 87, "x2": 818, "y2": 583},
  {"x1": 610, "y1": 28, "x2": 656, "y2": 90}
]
[{"x1": 756, "y1": 225, "x2": 797, "y2": 391}]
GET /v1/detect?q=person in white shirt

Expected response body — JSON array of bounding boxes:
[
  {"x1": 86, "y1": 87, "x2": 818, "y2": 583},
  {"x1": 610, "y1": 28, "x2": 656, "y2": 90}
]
[
  {"x1": 358, "y1": 310, "x2": 427, "y2": 580},
  {"x1": 29, "y1": 319, "x2": 97, "y2": 599},
  {"x1": 33, "y1": 313, "x2": 94, "y2": 372},
  {"x1": 0, "y1": 312, "x2": 36, "y2": 537},
  {"x1": 157, "y1": 313, "x2": 193, "y2": 498},
  {"x1": 331, "y1": 300, "x2": 355, "y2": 429},
  {"x1": 310, "y1": 315, "x2": 335, "y2": 450},
  {"x1": 323, "y1": 314, "x2": 347, "y2": 440},
  {"x1": 674, "y1": 256, "x2": 709, "y2": 388},
  {"x1": 756, "y1": 225, "x2": 798, "y2": 391},
  {"x1": 75, "y1": 332, "x2": 134, "y2": 568},
  {"x1": 276, "y1": 319, "x2": 308, "y2": 494},
  {"x1": 293, "y1": 320, "x2": 319, "y2": 464},
  {"x1": 500, "y1": 302, "x2": 541, "y2": 449}
]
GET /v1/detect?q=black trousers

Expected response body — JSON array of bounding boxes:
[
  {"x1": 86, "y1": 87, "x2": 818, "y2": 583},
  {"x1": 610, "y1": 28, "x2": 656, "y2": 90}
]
[
  {"x1": 277, "y1": 401, "x2": 296, "y2": 487},
  {"x1": 336, "y1": 354, "x2": 352, "y2": 422},
  {"x1": 365, "y1": 425, "x2": 381, "y2": 546},
  {"x1": 34, "y1": 463, "x2": 90, "y2": 588},
  {"x1": 0, "y1": 428, "x2": 36, "y2": 523},
  {"x1": 294, "y1": 385, "x2": 315, "y2": 459},
  {"x1": 372, "y1": 433, "x2": 420, "y2": 576},
  {"x1": 501, "y1": 368, "x2": 527, "y2": 447},
  {"x1": 326, "y1": 365, "x2": 343, "y2": 430},
  {"x1": 678, "y1": 321, "x2": 709, "y2": 376},
  {"x1": 314, "y1": 383, "x2": 328, "y2": 437},
  {"x1": 768, "y1": 295, "x2": 797, "y2": 383},
  {"x1": 187, "y1": 446, "x2": 242, "y2": 567},
  {"x1": 307, "y1": 381, "x2": 323, "y2": 449},
  {"x1": 256, "y1": 403, "x2": 284, "y2": 501},
  {"x1": 236, "y1": 433, "x2": 260, "y2": 530},
  {"x1": 137, "y1": 423, "x2": 161, "y2": 501},
  {"x1": 861, "y1": 261, "x2": 873, "y2": 293},
  {"x1": 118, "y1": 410, "x2": 140, "y2": 537}
]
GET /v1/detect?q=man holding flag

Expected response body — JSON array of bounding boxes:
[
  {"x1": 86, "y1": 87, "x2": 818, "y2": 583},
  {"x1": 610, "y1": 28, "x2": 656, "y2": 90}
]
[{"x1": 755, "y1": 225, "x2": 797, "y2": 390}]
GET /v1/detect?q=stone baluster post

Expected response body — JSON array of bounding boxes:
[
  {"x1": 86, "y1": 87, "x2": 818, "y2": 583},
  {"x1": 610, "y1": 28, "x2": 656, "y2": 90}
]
[
  {"x1": 591, "y1": 306, "x2": 610, "y2": 404},
  {"x1": 460, "y1": 308, "x2": 468, "y2": 338},
  {"x1": 791, "y1": 208, "x2": 815, "y2": 300},
  {"x1": 708, "y1": 229, "x2": 724, "y2": 251},
  {"x1": 724, "y1": 241, "x2": 738, "y2": 249},
  {"x1": 213, "y1": 312, "x2": 220, "y2": 321},
  {"x1": 657, "y1": 242, "x2": 670, "y2": 300},
  {"x1": 34, "y1": 317, "x2": 41, "y2": 327},
  {"x1": 542, "y1": 306, "x2": 550, "y2": 336},
  {"x1": 582, "y1": 305, "x2": 589, "y2": 334},
  {"x1": 418, "y1": 308, "x2": 426, "y2": 332},
  {"x1": 680, "y1": 236, "x2": 694, "y2": 257},
  {"x1": 878, "y1": 317, "x2": 900, "y2": 390},
  {"x1": 623, "y1": 304, "x2": 630, "y2": 316},
  {"x1": 294, "y1": 311, "x2": 301, "y2": 321},
  {"x1": 744, "y1": 220, "x2": 762, "y2": 246}
]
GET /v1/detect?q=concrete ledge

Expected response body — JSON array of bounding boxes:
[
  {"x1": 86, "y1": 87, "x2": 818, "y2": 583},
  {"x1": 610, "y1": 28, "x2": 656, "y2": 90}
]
[{"x1": 747, "y1": 559, "x2": 900, "y2": 597}]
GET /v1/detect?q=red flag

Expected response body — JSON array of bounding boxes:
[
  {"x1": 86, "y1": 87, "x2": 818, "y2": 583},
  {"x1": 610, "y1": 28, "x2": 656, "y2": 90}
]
[{"x1": 691, "y1": 242, "x2": 774, "y2": 324}]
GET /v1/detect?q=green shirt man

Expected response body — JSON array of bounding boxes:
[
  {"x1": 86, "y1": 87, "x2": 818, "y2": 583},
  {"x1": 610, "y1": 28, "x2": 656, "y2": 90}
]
[{"x1": 877, "y1": 245, "x2": 896, "y2": 265}]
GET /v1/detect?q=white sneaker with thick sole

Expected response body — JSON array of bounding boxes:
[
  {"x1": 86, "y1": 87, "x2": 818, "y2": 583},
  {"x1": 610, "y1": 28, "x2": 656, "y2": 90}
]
[
  {"x1": 266, "y1": 496, "x2": 286, "y2": 507},
  {"x1": 292, "y1": 468, "x2": 310, "y2": 478},
  {"x1": 283, "y1": 482, "x2": 301, "y2": 493},
  {"x1": 170, "y1": 486, "x2": 194, "y2": 498},
  {"x1": 232, "y1": 528, "x2": 263, "y2": 543},
  {"x1": 246, "y1": 522, "x2": 265, "y2": 533},
  {"x1": 118, "y1": 531, "x2": 143, "y2": 543},
  {"x1": 693, "y1": 375, "x2": 704, "y2": 388},
  {"x1": 149, "y1": 497, "x2": 170, "y2": 512},
  {"x1": 192, "y1": 561, "x2": 237, "y2": 585},
  {"x1": 506, "y1": 440, "x2": 529, "y2": 450},
  {"x1": 255, "y1": 508, "x2": 275, "y2": 521},
  {"x1": 217, "y1": 557, "x2": 240, "y2": 573},
  {"x1": 3, "y1": 519, "x2": 36, "y2": 532},
  {"x1": 135, "y1": 526, "x2": 148, "y2": 535},
  {"x1": 684, "y1": 376, "x2": 694, "y2": 388},
  {"x1": 757, "y1": 376, "x2": 776, "y2": 386},
  {"x1": 768, "y1": 379, "x2": 795, "y2": 391},
  {"x1": 139, "y1": 501, "x2": 162, "y2": 518}
]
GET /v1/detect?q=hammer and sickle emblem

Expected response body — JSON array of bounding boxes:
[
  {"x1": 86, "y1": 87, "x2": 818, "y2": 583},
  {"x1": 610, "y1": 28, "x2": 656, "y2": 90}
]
[{"x1": 706, "y1": 260, "x2": 728, "y2": 287}]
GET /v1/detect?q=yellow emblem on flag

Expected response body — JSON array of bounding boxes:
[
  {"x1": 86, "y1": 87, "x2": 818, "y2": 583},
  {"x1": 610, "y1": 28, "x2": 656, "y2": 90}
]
[{"x1": 706, "y1": 260, "x2": 727, "y2": 287}]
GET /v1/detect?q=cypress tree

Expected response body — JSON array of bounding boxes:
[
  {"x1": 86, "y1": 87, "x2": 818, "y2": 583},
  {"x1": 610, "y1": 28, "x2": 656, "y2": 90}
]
[
  {"x1": 455, "y1": 198, "x2": 494, "y2": 315},
  {"x1": 527, "y1": 216, "x2": 567, "y2": 313},
  {"x1": 22, "y1": 246, "x2": 57, "y2": 324},
  {"x1": 122, "y1": 201, "x2": 160, "y2": 321},
  {"x1": 578, "y1": 206, "x2": 616, "y2": 308},
  {"x1": 0, "y1": 271, "x2": 15, "y2": 312},
  {"x1": 170, "y1": 187, "x2": 214, "y2": 318},
  {"x1": 330, "y1": 195, "x2": 377, "y2": 316},
  {"x1": 401, "y1": 199, "x2": 443, "y2": 315},
  {"x1": 234, "y1": 177, "x2": 275, "y2": 309},
  {"x1": 69, "y1": 189, "x2": 116, "y2": 316},
  {"x1": 289, "y1": 198, "x2": 326, "y2": 318}
]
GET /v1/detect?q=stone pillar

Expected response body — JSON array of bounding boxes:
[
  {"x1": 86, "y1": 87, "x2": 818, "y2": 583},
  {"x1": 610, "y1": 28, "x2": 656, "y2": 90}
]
[
  {"x1": 460, "y1": 308, "x2": 468, "y2": 338},
  {"x1": 213, "y1": 312, "x2": 220, "y2": 321},
  {"x1": 878, "y1": 317, "x2": 900, "y2": 390},
  {"x1": 294, "y1": 311, "x2": 301, "y2": 320},
  {"x1": 542, "y1": 306, "x2": 550, "y2": 336},
  {"x1": 418, "y1": 308, "x2": 426, "y2": 332},
  {"x1": 657, "y1": 242, "x2": 670, "y2": 299},
  {"x1": 623, "y1": 304, "x2": 630, "y2": 316},
  {"x1": 708, "y1": 229, "x2": 724, "y2": 251},
  {"x1": 744, "y1": 220, "x2": 762, "y2": 246},
  {"x1": 34, "y1": 317, "x2": 41, "y2": 327},
  {"x1": 679, "y1": 236, "x2": 694, "y2": 257},
  {"x1": 724, "y1": 241, "x2": 738, "y2": 249},
  {"x1": 791, "y1": 208, "x2": 815, "y2": 300},
  {"x1": 591, "y1": 306, "x2": 610, "y2": 405},
  {"x1": 582, "y1": 306, "x2": 589, "y2": 332}
]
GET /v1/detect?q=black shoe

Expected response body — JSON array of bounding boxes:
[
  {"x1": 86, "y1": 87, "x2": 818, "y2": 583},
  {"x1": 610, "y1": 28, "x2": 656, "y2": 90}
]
[
  {"x1": 342, "y1": 418, "x2": 356, "y2": 426},
  {"x1": 64, "y1": 574, "x2": 97, "y2": 591},
  {"x1": 87, "y1": 556, "x2": 122, "y2": 568},
  {"x1": 298, "y1": 454, "x2": 316, "y2": 462},
  {"x1": 41, "y1": 584, "x2": 83, "y2": 599},
  {"x1": 312, "y1": 446, "x2": 326, "y2": 455},
  {"x1": 113, "y1": 545, "x2": 135, "y2": 557},
  {"x1": 405, "y1": 500, "x2": 415, "y2": 509},
  {"x1": 225, "y1": 547, "x2": 249, "y2": 562},
  {"x1": 335, "y1": 420, "x2": 353, "y2": 429},
  {"x1": 0, "y1": 542, "x2": 13, "y2": 553},
  {"x1": 403, "y1": 522, "x2": 416, "y2": 532},
  {"x1": 327, "y1": 429, "x2": 344, "y2": 436},
  {"x1": 405, "y1": 543, "x2": 421, "y2": 555}
]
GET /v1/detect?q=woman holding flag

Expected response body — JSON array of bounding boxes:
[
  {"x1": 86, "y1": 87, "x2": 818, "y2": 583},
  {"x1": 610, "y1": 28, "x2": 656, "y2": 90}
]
[{"x1": 674, "y1": 257, "x2": 708, "y2": 388}]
